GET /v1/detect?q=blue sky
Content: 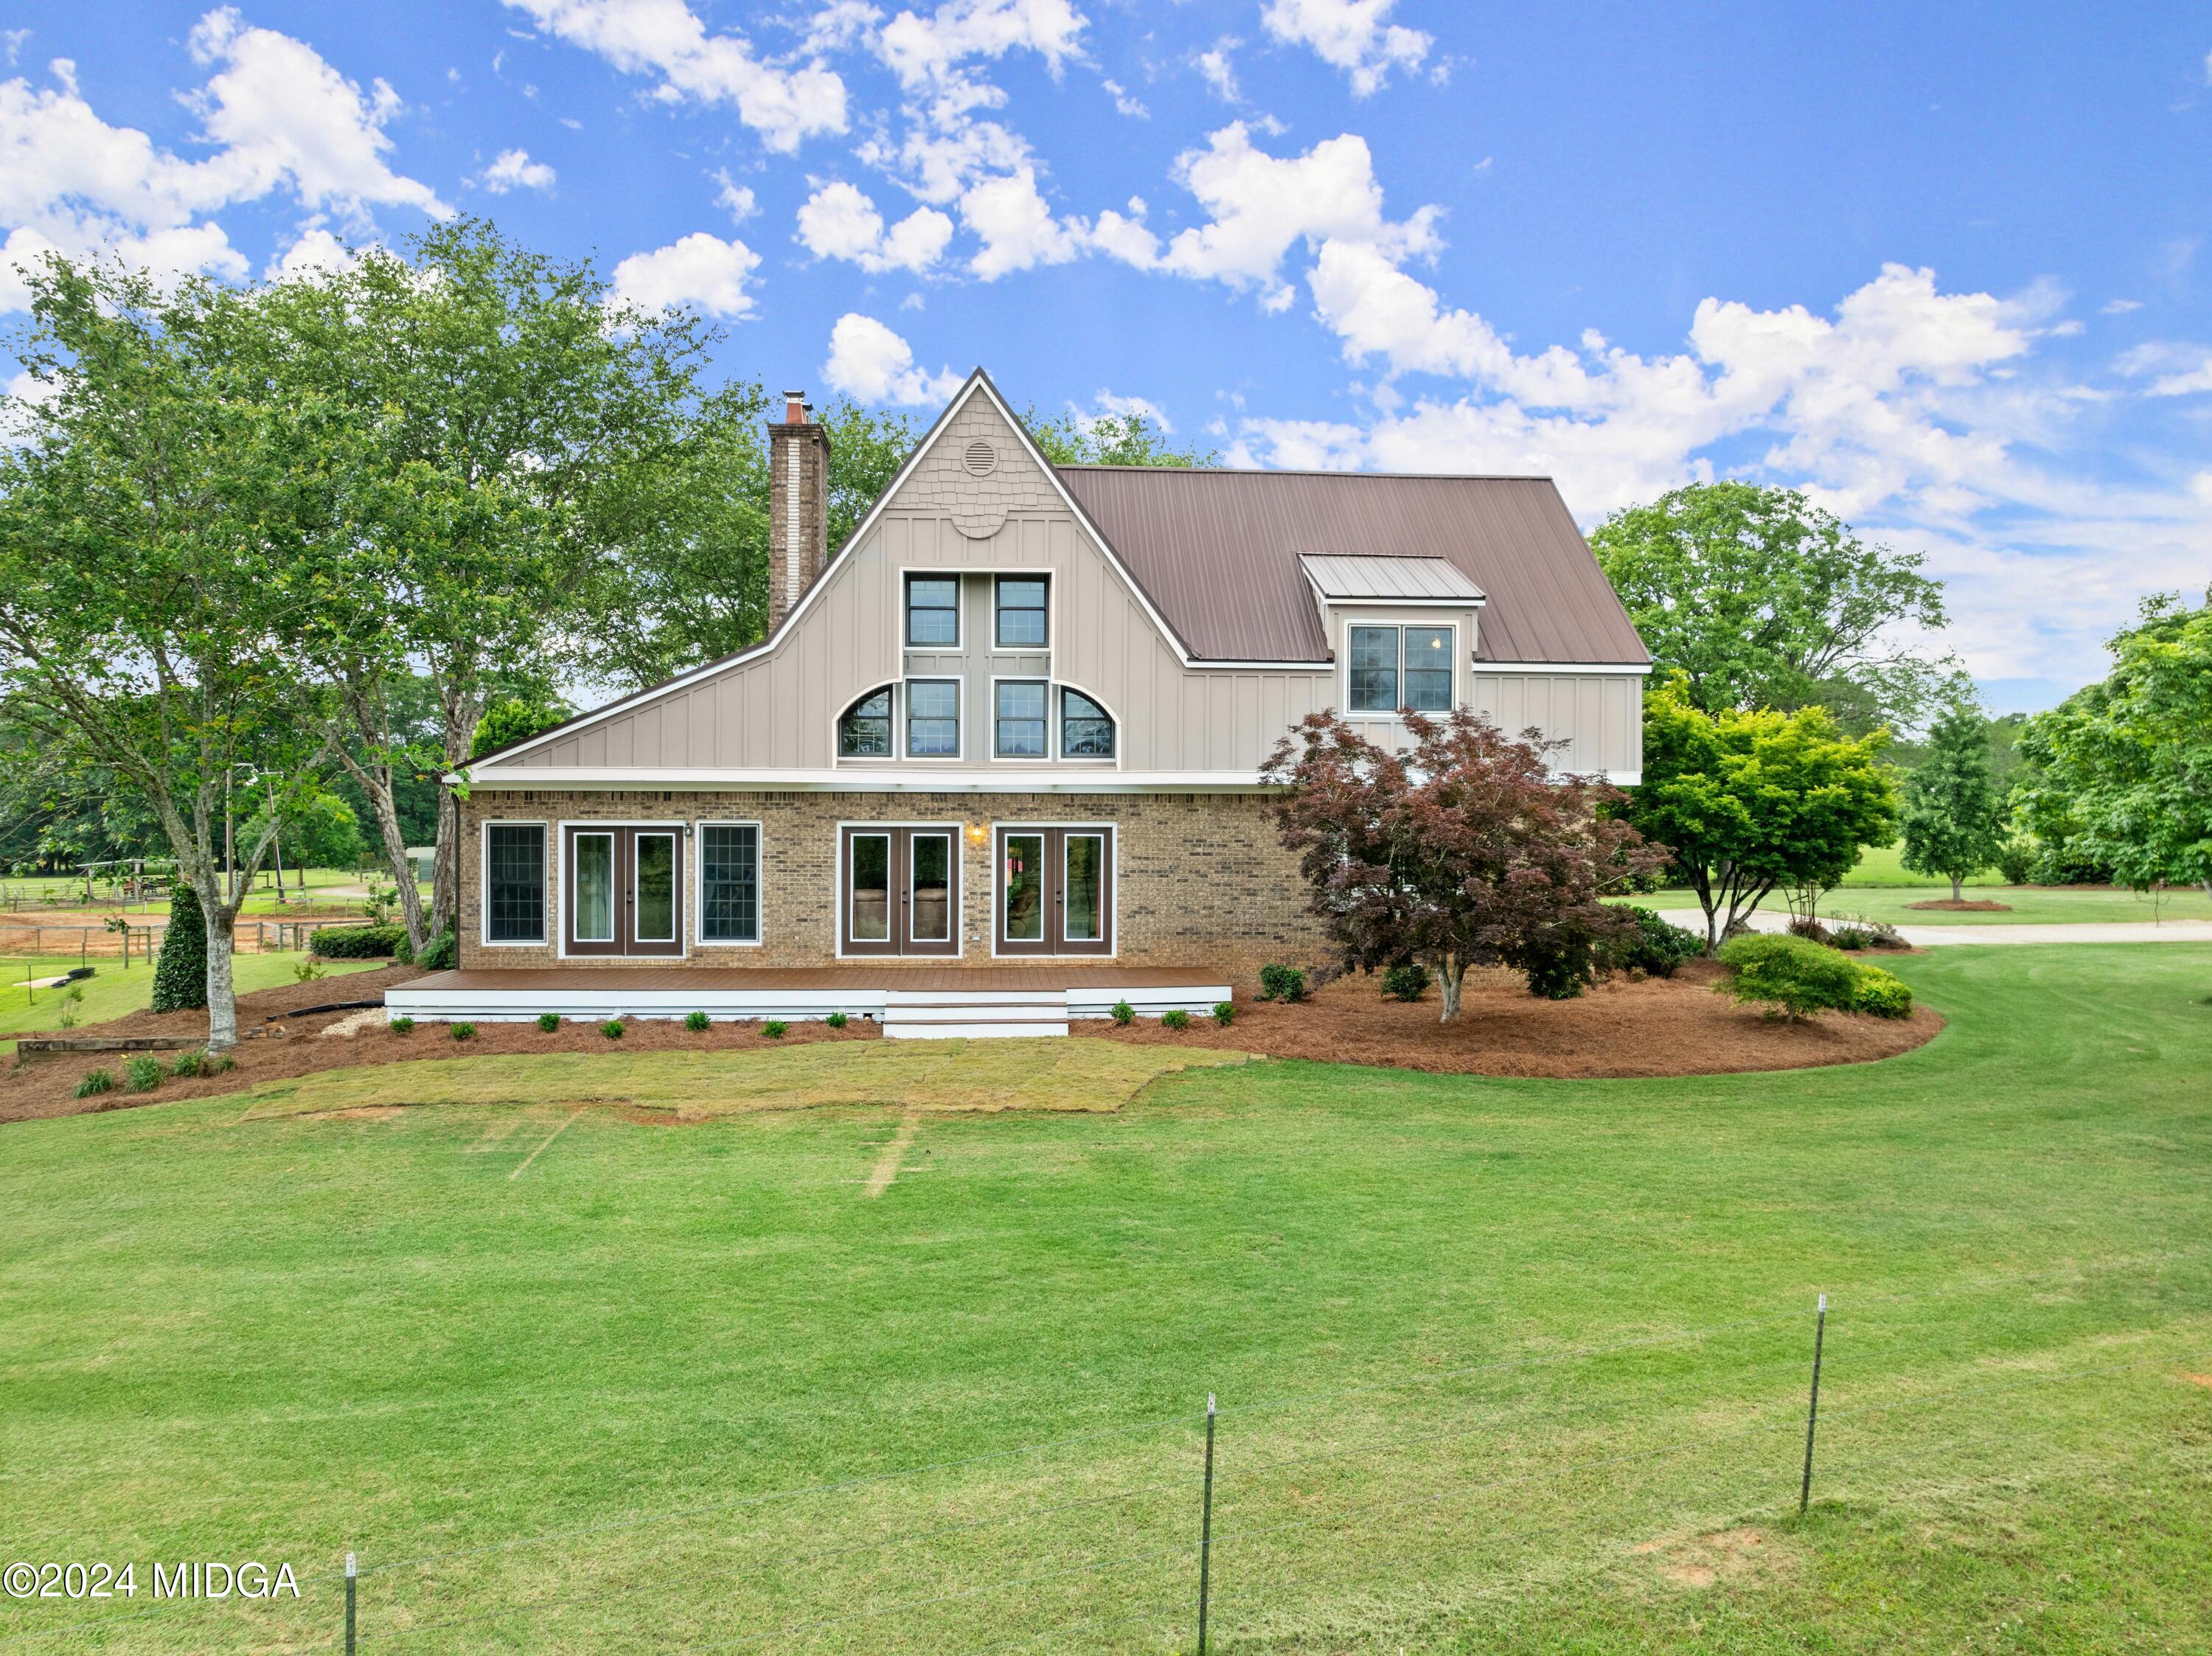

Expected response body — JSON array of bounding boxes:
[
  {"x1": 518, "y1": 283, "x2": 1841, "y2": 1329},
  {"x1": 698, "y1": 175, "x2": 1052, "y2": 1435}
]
[{"x1": 5, "y1": 1, "x2": 2210, "y2": 712}]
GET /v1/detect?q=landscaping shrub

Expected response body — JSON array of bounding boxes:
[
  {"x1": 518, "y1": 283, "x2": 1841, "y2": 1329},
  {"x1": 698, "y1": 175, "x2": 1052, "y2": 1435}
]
[
  {"x1": 537, "y1": 1012, "x2": 560, "y2": 1032},
  {"x1": 1381, "y1": 963, "x2": 1429, "y2": 1002},
  {"x1": 1162, "y1": 1009, "x2": 1190, "y2": 1031},
  {"x1": 1786, "y1": 914, "x2": 1832, "y2": 944},
  {"x1": 74, "y1": 1068, "x2": 115, "y2": 1099},
  {"x1": 170, "y1": 1051, "x2": 204, "y2": 1078},
  {"x1": 763, "y1": 1020, "x2": 788, "y2": 1039},
  {"x1": 122, "y1": 1056, "x2": 164, "y2": 1093},
  {"x1": 599, "y1": 1020, "x2": 625, "y2": 1040},
  {"x1": 150, "y1": 883, "x2": 207, "y2": 1012},
  {"x1": 1714, "y1": 933, "x2": 1865, "y2": 1020},
  {"x1": 1995, "y1": 835, "x2": 2038, "y2": 886},
  {"x1": 414, "y1": 928, "x2": 457, "y2": 971},
  {"x1": 389, "y1": 1016, "x2": 415, "y2": 1034},
  {"x1": 827, "y1": 1011, "x2": 849, "y2": 1029},
  {"x1": 1110, "y1": 1000, "x2": 1134, "y2": 1026},
  {"x1": 1603, "y1": 907, "x2": 1703, "y2": 978},
  {"x1": 1509, "y1": 929, "x2": 1601, "y2": 1000},
  {"x1": 292, "y1": 958, "x2": 327, "y2": 984},
  {"x1": 1258, "y1": 964, "x2": 1307, "y2": 1003},
  {"x1": 1851, "y1": 966, "x2": 1914, "y2": 1019},
  {"x1": 1829, "y1": 925, "x2": 1873, "y2": 951},
  {"x1": 451, "y1": 1021, "x2": 476, "y2": 1041},
  {"x1": 203, "y1": 1052, "x2": 234, "y2": 1075},
  {"x1": 310, "y1": 924, "x2": 406, "y2": 959},
  {"x1": 685, "y1": 1010, "x2": 710, "y2": 1032},
  {"x1": 1213, "y1": 1001, "x2": 1235, "y2": 1026}
]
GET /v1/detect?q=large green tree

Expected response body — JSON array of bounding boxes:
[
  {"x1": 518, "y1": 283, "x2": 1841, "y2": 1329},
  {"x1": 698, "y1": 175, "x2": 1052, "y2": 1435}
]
[
  {"x1": 1899, "y1": 698, "x2": 2007, "y2": 900},
  {"x1": 1620, "y1": 676, "x2": 1899, "y2": 952},
  {"x1": 2012, "y1": 594, "x2": 2212, "y2": 898},
  {"x1": 268, "y1": 219, "x2": 736, "y2": 950},
  {"x1": 0, "y1": 257, "x2": 346, "y2": 1048},
  {"x1": 1591, "y1": 482, "x2": 1951, "y2": 732}
]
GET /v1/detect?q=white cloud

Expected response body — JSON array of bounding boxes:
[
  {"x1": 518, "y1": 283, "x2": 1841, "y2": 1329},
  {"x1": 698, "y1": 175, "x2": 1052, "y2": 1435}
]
[
  {"x1": 713, "y1": 170, "x2": 757, "y2": 221},
  {"x1": 874, "y1": 0, "x2": 1087, "y2": 93},
  {"x1": 959, "y1": 164, "x2": 1084, "y2": 277},
  {"x1": 796, "y1": 180, "x2": 953, "y2": 273},
  {"x1": 1086, "y1": 389, "x2": 1172, "y2": 431},
  {"x1": 264, "y1": 224, "x2": 358, "y2": 280},
  {"x1": 2116, "y1": 341, "x2": 2212, "y2": 397},
  {"x1": 1101, "y1": 77, "x2": 1145, "y2": 119},
  {"x1": 501, "y1": 0, "x2": 846, "y2": 152},
  {"x1": 474, "y1": 147, "x2": 556, "y2": 193},
  {"x1": 1194, "y1": 38, "x2": 1241, "y2": 102},
  {"x1": 2101, "y1": 297, "x2": 2142, "y2": 315},
  {"x1": 184, "y1": 8, "x2": 451, "y2": 222},
  {"x1": 1260, "y1": 0, "x2": 1431, "y2": 97},
  {"x1": 821, "y1": 311, "x2": 961, "y2": 404},
  {"x1": 608, "y1": 231, "x2": 761, "y2": 317}
]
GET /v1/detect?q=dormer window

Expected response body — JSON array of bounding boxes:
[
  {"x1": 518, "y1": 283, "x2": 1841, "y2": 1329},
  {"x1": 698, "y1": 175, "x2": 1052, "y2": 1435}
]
[
  {"x1": 995, "y1": 577, "x2": 1047, "y2": 647},
  {"x1": 838, "y1": 688, "x2": 894, "y2": 756},
  {"x1": 1348, "y1": 624, "x2": 1455, "y2": 714}
]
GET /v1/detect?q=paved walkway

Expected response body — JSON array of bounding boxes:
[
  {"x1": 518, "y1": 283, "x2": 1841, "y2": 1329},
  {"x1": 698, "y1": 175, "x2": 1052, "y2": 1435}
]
[{"x1": 1656, "y1": 908, "x2": 2212, "y2": 948}]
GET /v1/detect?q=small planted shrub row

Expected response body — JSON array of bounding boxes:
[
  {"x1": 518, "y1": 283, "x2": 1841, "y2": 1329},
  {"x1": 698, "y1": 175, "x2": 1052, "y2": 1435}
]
[
  {"x1": 1714, "y1": 933, "x2": 1914, "y2": 1021},
  {"x1": 77, "y1": 1048, "x2": 235, "y2": 1101},
  {"x1": 1257, "y1": 964, "x2": 1307, "y2": 1003},
  {"x1": 1161, "y1": 1009, "x2": 1189, "y2": 1031},
  {"x1": 451, "y1": 1022, "x2": 477, "y2": 1042},
  {"x1": 827, "y1": 1011, "x2": 849, "y2": 1029},
  {"x1": 310, "y1": 923, "x2": 407, "y2": 959}
]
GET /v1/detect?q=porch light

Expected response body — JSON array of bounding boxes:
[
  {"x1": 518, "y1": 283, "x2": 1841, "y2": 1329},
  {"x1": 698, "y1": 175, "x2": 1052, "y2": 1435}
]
[{"x1": 967, "y1": 824, "x2": 987, "y2": 841}]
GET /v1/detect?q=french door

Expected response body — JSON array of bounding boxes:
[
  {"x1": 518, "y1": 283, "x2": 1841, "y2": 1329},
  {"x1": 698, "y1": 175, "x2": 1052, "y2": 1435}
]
[
  {"x1": 564, "y1": 825, "x2": 683, "y2": 957},
  {"x1": 840, "y1": 825, "x2": 960, "y2": 957},
  {"x1": 995, "y1": 827, "x2": 1113, "y2": 956}
]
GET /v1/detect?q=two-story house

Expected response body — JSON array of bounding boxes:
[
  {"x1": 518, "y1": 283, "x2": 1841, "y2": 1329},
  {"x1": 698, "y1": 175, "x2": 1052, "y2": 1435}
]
[{"x1": 389, "y1": 369, "x2": 1649, "y2": 1036}]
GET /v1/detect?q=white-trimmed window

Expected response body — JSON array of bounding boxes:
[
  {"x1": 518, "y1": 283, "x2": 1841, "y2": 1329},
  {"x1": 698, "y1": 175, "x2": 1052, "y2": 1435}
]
[
  {"x1": 995, "y1": 577, "x2": 1047, "y2": 648},
  {"x1": 994, "y1": 681, "x2": 1048, "y2": 758},
  {"x1": 698, "y1": 824, "x2": 760, "y2": 944},
  {"x1": 1060, "y1": 689, "x2": 1116, "y2": 758},
  {"x1": 905, "y1": 678, "x2": 960, "y2": 756},
  {"x1": 905, "y1": 575, "x2": 959, "y2": 647},
  {"x1": 484, "y1": 823, "x2": 546, "y2": 943},
  {"x1": 1348, "y1": 624, "x2": 1454, "y2": 714},
  {"x1": 838, "y1": 687, "x2": 894, "y2": 756}
]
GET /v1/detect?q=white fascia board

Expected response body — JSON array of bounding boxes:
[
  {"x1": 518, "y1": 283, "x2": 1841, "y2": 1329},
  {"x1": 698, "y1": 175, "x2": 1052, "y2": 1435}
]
[
  {"x1": 462, "y1": 767, "x2": 1278, "y2": 793},
  {"x1": 1473, "y1": 661, "x2": 1652, "y2": 675}
]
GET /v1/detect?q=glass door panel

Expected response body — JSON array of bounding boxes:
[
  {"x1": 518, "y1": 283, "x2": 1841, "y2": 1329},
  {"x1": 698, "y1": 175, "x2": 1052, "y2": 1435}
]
[
  {"x1": 1003, "y1": 833, "x2": 1045, "y2": 945},
  {"x1": 573, "y1": 833, "x2": 616, "y2": 943},
  {"x1": 849, "y1": 833, "x2": 891, "y2": 944},
  {"x1": 1063, "y1": 835, "x2": 1105, "y2": 943},
  {"x1": 633, "y1": 833, "x2": 676, "y2": 943},
  {"x1": 909, "y1": 834, "x2": 952, "y2": 943}
]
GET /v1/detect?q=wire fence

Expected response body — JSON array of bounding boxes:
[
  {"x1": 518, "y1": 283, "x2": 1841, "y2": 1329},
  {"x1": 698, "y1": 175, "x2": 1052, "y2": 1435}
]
[
  {"x1": 3, "y1": 1261, "x2": 2204, "y2": 1655},
  {"x1": 0, "y1": 917, "x2": 367, "y2": 970}
]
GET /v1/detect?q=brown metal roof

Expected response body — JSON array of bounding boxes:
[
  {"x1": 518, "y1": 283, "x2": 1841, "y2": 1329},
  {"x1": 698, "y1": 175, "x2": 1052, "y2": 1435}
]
[{"x1": 1057, "y1": 466, "x2": 1650, "y2": 666}]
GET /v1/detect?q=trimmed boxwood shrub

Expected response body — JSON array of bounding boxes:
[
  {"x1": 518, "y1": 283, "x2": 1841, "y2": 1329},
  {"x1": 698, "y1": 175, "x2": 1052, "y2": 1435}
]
[
  {"x1": 599, "y1": 1019, "x2": 625, "y2": 1040},
  {"x1": 1381, "y1": 963, "x2": 1430, "y2": 1002},
  {"x1": 151, "y1": 883, "x2": 208, "y2": 1012},
  {"x1": 414, "y1": 928, "x2": 457, "y2": 970},
  {"x1": 1161, "y1": 1009, "x2": 1190, "y2": 1031},
  {"x1": 1110, "y1": 1000, "x2": 1134, "y2": 1026},
  {"x1": 827, "y1": 1011, "x2": 849, "y2": 1029},
  {"x1": 537, "y1": 1012, "x2": 560, "y2": 1033},
  {"x1": 451, "y1": 1021, "x2": 476, "y2": 1041},
  {"x1": 1851, "y1": 965, "x2": 1913, "y2": 1019},
  {"x1": 685, "y1": 1010, "x2": 710, "y2": 1032},
  {"x1": 763, "y1": 1020, "x2": 788, "y2": 1039},
  {"x1": 1213, "y1": 1001, "x2": 1235, "y2": 1026},
  {"x1": 1258, "y1": 964, "x2": 1307, "y2": 1003},
  {"x1": 1714, "y1": 933, "x2": 1864, "y2": 1020},
  {"x1": 310, "y1": 923, "x2": 406, "y2": 959},
  {"x1": 389, "y1": 1016, "x2": 414, "y2": 1034}
]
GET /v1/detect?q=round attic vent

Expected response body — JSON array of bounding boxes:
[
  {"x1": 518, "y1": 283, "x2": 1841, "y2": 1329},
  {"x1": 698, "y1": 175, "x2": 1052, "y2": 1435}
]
[{"x1": 962, "y1": 439, "x2": 998, "y2": 477}]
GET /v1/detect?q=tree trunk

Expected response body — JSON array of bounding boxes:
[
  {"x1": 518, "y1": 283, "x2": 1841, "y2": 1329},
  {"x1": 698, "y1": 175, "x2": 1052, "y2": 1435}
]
[
  {"x1": 432, "y1": 681, "x2": 488, "y2": 943},
  {"x1": 340, "y1": 750, "x2": 429, "y2": 954},
  {"x1": 1438, "y1": 955, "x2": 1469, "y2": 1022},
  {"x1": 1950, "y1": 874, "x2": 1963, "y2": 902},
  {"x1": 202, "y1": 890, "x2": 239, "y2": 1051}
]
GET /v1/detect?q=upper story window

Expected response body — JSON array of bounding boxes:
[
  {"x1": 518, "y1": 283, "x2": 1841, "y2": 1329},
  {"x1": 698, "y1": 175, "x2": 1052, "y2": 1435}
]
[
  {"x1": 994, "y1": 681, "x2": 1047, "y2": 758},
  {"x1": 906, "y1": 678, "x2": 960, "y2": 756},
  {"x1": 484, "y1": 823, "x2": 546, "y2": 943},
  {"x1": 906, "y1": 576, "x2": 959, "y2": 647},
  {"x1": 838, "y1": 688, "x2": 894, "y2": 756},
  {"x1": 1061, "y1": 689, "x2": 1116, "y2": 758},
  {"x1": 995, "y1": 577, "x2": 1048, "y2": 648},
  {"x1": 1348, "y1": 624, "x2": 1455, "y2": 714}
]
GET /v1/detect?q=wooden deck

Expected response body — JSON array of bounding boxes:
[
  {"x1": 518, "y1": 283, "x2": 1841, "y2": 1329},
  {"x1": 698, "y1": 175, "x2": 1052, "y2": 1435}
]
[{"x1": 386, "y1": 964, "x2": 1234, "y2": 1038}]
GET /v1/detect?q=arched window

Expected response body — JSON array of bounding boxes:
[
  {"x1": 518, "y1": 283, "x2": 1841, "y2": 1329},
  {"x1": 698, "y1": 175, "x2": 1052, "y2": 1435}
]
[
  {"x1": 1060, "y1": 689, "x2": 1116, "y2": 758},
  {"x1": 838, "y1": 687, "x2": 894, "y2": 757}
]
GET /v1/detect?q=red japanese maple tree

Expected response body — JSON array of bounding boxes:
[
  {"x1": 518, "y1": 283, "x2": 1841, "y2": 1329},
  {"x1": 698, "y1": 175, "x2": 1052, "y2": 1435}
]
[{"x1": 1262, "y1": 709, "x2": 1671, "y2": 1020}]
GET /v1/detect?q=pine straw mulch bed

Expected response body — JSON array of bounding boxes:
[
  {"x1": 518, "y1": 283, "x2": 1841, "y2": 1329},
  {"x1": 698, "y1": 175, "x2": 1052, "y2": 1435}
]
[
  {"x1": 1075, "y1": 959, "x2": 1941, "y2": 1080},
  {"x1": 0, "y1": 965, "x2": 879, "y2": 1126}
]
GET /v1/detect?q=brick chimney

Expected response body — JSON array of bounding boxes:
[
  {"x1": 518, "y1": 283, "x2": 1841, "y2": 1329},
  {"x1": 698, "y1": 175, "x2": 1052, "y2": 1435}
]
[{"x1": 768, "y1": 389, "x2": 832, "y2": 633}]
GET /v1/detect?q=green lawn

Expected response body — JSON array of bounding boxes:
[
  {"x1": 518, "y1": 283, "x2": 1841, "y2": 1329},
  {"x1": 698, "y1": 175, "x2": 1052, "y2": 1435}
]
[
  {"x1": 1644, "y1": 882, "x2": 2212, "y2": 927},
  {"x1": 0, "y1": 952, "x2": 385, "y2": 1054},
  {"x1": 0, "y1": 868, "x2": 431, "y2": 919},
  {"x1": 2, "y1": 946, "x2": 2208, "y2": 1652}
]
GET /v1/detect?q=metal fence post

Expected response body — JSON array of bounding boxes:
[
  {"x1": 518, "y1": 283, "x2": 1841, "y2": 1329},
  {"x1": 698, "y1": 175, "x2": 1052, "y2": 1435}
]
[
  {"x1": 1196, "y1": 1393, "x2": 1217, "y2": 1655},
  {"x1": 344, "y1": 1551, "x2": 356, "y2": 1655},
  {"x1": 1798, "y1": 1293, "x2": 1827, "y2": 1514}
]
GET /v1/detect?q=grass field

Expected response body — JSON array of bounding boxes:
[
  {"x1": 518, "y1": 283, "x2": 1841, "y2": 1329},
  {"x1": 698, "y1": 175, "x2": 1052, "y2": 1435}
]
[
  {"x1": 2, "y1": 945, "x2": 2208, "y2": 1652},
  {"x1": 1643, "y1": 883, "x2": 2212, "y2": 927},
  {"x1": 0, "y1": 868, "x2": 431, "y2": 919},
  {"x1": 0, "y1": 952, "x2": 386, "y2": 1054}
]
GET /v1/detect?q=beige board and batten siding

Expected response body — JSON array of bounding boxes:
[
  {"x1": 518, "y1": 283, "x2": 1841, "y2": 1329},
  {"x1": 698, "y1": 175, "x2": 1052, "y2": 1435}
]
[{"x1": 496, "y1": 386, "x2": 1642, "y2": 782}]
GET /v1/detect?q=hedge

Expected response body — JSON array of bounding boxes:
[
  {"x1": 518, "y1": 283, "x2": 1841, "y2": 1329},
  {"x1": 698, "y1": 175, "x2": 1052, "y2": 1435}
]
[
  {"x1": 310, "y1": 923, "x2": 407, "y2": 959},
  {"x1": 1715, "y1": 932, "x2": 1914, "y2": 1021},
  {"x1": 150, "y1": 883, "x2": 207, "y2": 1012}
]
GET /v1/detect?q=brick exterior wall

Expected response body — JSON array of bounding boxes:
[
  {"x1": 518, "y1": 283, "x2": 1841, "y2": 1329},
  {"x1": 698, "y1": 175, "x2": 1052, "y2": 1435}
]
[{"x1": 458, "y1": 790, "x2": 1334, "y2": 978}]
